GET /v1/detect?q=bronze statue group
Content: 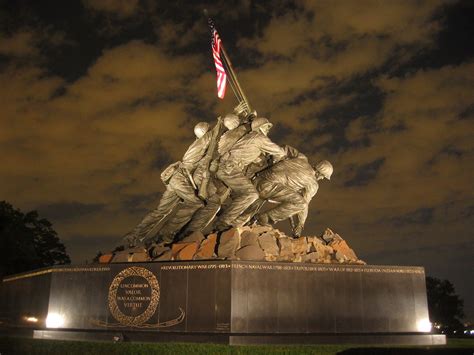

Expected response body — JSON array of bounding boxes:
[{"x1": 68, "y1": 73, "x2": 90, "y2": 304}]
[{"x1": 124, "y1": 108, "x2": 333, "y2": 247}]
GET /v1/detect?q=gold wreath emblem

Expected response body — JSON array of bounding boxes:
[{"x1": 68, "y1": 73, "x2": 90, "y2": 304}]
[{"x1": 108, "y1": 266, "x2": 160, "y2": 326}]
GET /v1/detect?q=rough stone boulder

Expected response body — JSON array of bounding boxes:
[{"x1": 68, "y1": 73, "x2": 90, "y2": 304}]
[
  {"x1": 235, "y1": 245, "x2": 265, "y2": 260},
  {"x1": 110, "y1": 246, "x2": 150, "y2": 263},
  {"x1": 181, "y1": 231, "x2": 205, "y2": 243},
  {"x1": 277, "y1": 237, "x2": 293, "y2": 258},
  {"x1": 217, "y1": 228, "x2": 240, "y2": 258},
  {"x1": 258, "y1": 232, "x2": 279, "y2": 255},
  {"x1": 195, "y1": 233, "x2": 217, "y2": 259},
  {"x1": 291, "y1": 237, "x2": 308, "y2": 255},
  {"x1": 240, "y1": 230, "x2": 259, "y2": 248}
]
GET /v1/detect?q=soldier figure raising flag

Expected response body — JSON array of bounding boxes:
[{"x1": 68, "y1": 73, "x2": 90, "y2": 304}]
[{"x1": 121, "y1": 14, "x2": 332, "y2": 247}]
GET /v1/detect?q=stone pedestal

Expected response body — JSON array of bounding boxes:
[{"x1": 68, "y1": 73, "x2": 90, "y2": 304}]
[{"x1": 0, "y1": 261, "x2": 445, "y2": 345}]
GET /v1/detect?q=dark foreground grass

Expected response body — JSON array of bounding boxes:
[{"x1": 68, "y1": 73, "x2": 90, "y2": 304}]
[{"x1": 0, "y1": 337, "x2": 472, "y2": 355}]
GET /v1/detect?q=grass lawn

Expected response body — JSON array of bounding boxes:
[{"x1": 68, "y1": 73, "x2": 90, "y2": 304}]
[{"x1": 0, "y1": 336, "x2": 472, "y2": 354}]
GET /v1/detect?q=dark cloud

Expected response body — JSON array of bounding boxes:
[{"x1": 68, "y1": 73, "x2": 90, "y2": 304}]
[
  {"x1": 459, "y1": 205, "x2": 474, "y2": 219},
  {"x1": 390, "y1": 207, "x2": 435, "y2": 227},
  {"x1": 147, "y1": 140, "x2": 174, "y2": 171},
  {"x1": 269, "y1": 122, "x2": 293, "y2": 143},
  {"x1": 35, "y1": 202, "x2": 105, "y2": 221},
  {"x1": 344, "y1": 158, "x2": 385, "y2": 187},
  {"x1": 121, "y1": 192, "x2": 162, "y2": 215},
  {"x1": 395, "y1": 0, "x2": 474, "y2": 72},
  {"x1": 459, "y1": 104, "x2": 474, "y2": 120}
]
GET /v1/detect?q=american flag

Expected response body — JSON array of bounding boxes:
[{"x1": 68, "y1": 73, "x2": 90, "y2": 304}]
[{"x1": 209, "y1": 19, "x2": 227, "y2": 99}]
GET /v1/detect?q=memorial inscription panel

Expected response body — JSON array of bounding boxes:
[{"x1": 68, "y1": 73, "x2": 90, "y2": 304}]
[{"x1": 108, "y1": 266, "x2": 159, "y2": 326}]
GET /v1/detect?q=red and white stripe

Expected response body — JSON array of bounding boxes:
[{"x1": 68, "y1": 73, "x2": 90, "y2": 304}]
[{"x1": 211, "y1": 29, "x2": 227, "y2": 99}]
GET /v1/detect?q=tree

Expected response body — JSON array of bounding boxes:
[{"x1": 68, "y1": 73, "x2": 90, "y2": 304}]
[
  {"x1": 0, "y1": 201, "x2": 70, "y2": 277},
  {"x1": 426, "y1": 276, "x2": 464, "y2": 331}
]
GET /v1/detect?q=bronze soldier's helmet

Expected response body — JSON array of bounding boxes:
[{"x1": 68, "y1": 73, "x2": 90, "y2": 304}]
[
  {"x1": 194, "y1": 122, "x2": 210, "y2": 138},
  {"x1": 223, "y1": 113, "x2": 240, "y2": 130},
  {"x1": 315, "y1": 160, "x2": 333, "y2": 180},
  {"x1": 251, "y1": 117, "x2": 273, "y2": 133}
]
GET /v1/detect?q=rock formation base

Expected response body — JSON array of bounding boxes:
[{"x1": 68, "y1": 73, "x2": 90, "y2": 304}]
[{"x1": 101, "y1": 227, "x2": 365, "y2": 265}]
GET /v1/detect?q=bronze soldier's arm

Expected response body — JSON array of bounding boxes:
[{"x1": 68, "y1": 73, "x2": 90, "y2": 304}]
[
  {"x1": 303, "y1": 182, "x2": 319, "y2": 203},
  {"x1": 258, "y1": 134, "x2": 286, "y2": 162}
]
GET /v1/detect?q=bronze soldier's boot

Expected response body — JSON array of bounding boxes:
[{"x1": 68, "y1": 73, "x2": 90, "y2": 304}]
[{"x1": 256, "y1": 213, "x2": 271, "y2": 227}]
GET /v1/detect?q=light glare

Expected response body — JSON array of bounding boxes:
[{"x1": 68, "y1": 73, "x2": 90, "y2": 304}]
[
  {"x1": 45, "y1": 313, "x2": 65, "y2": 328},
  {"x1": 416, "y1": 319, "x2": 432, "y2": 332},
  {"x1": 25, "y1": 316, "x2": 38, "y2": 323}
]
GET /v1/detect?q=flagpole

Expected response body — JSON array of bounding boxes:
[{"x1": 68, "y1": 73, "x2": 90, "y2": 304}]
[{"x1": 220, "y1": 45, "x2": 251, "y2": 112}]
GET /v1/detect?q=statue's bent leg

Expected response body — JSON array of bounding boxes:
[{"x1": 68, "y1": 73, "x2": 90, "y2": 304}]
[
  {"x1": 129, "y1": 188, "x2": 180, "y2": 243},
  {"x1": 232, "y1": 179, "x2": 280, "y2": 226},
  {"x1": 233, "y1": 199, "x2": 264, "y2": 226},
  {"x1": 182, "y1": 176, "x2": 224, "y2": 234},
  {"x1": 157, "y1": 171, "x2": 204, "y2": 242},
  {"x1": 158, "y1": 200, "x2": 204, "y2": 242},
  {"x1": 216, "y1": 169, "x2": 259, "y2": 227},
  {"x1": 184, "y1": 198, "x2": 221, "y2": 233},
  {"x1": 170, "y1": 171, "x2": 202, "y2": 205},
  {"x1": 258, "y1": 185, "x2": 306, "y2": 224}
]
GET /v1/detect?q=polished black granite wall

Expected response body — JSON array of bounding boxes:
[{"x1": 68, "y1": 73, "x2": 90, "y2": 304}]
[
  {"x1": 229, "y1": 263, "x2": 429, "y2": 333},
  {"x1": 0, "y1": 270, "x2": 51, "y2": 328},
  {"x1": 0, "y1": 262, "x2": 430, "y2": 335}
]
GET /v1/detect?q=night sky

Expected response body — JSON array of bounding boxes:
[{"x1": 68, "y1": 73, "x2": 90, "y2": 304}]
[{"x1": 1, "y1": 1, "x2": 473, "y2": 320}]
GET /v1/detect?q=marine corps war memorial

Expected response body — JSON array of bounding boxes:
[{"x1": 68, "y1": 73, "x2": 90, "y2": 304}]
[{"x1": 0, "y1": 16, "x2": 445, "y2": 346}]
